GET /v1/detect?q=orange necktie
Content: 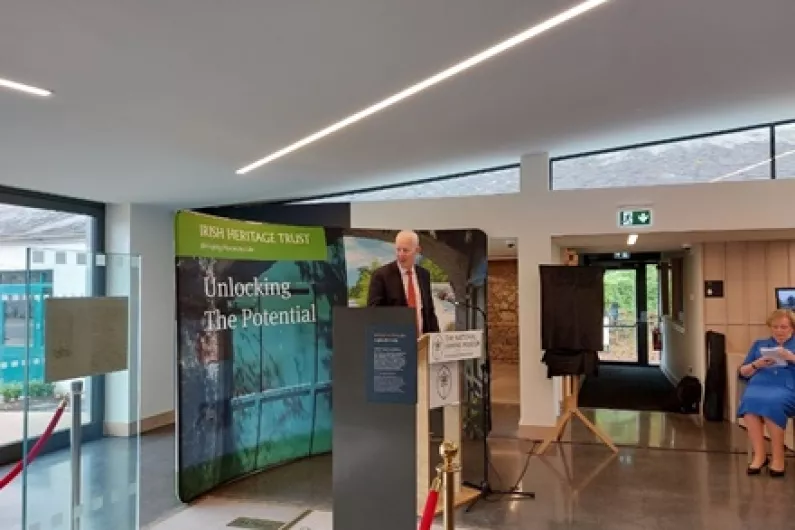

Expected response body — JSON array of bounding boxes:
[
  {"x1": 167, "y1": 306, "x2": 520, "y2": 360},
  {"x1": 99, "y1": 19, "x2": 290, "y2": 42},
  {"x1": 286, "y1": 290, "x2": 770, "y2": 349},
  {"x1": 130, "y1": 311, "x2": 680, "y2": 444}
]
[
  {"x1": 406, "y1": 270, "x2": 420, "y2": 334},
  {"x1": 406, "y1": 270, "x2": 417, "y2": 308}
]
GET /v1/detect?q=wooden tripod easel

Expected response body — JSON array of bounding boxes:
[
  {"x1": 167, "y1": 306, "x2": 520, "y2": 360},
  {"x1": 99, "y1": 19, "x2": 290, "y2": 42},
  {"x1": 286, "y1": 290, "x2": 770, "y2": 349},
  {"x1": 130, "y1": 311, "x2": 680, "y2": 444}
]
[{"x1": 536, "y1": 374, "x2": 618, "y2": 454}]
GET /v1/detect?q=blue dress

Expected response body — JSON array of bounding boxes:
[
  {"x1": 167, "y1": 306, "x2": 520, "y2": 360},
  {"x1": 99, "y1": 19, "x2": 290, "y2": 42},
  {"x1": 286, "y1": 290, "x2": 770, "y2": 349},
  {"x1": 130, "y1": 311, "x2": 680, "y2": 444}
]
[{"x1": 737, "y1": 337, "x2": 795, "y2": 429}]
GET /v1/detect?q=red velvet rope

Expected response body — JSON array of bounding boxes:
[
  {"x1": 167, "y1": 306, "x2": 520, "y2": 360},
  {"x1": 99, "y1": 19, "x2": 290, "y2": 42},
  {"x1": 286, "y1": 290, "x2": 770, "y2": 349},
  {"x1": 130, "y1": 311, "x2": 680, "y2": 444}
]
[
  {"x1": 418, "y1": 475, "x2": 441, "y2": 530},
  {"x1": 0, "y1": 398, "x2": 68, "y2": 490}
]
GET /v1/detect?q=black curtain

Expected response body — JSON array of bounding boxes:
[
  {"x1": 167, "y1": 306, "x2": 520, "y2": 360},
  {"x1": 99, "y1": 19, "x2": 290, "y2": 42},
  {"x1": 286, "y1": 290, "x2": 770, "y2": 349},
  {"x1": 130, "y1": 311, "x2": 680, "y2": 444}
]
[{"x1": 540, "y1": 265, "x2": 605, "y2": 352}]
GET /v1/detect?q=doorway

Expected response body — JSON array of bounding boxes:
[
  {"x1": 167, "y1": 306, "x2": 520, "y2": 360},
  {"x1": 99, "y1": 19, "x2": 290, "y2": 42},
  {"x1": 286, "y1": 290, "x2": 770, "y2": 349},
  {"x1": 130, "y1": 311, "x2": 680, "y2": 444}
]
[
  {"x1": 583, "y1": 253, "x2": 662, "y2": 367},
  {"x1": 580, "y1": 252, "x2": 674, "y2": 414}
]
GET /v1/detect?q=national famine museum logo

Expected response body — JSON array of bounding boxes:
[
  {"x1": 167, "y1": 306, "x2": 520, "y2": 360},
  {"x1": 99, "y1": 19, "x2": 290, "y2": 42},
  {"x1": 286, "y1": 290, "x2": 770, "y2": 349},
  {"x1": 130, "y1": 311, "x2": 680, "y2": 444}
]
[
  {"x1": 432, "y1": 335, "x2": 444, "y2": 361},
  {"x1": 435, "y1": 364, "x2": 452, "y2": 401}
]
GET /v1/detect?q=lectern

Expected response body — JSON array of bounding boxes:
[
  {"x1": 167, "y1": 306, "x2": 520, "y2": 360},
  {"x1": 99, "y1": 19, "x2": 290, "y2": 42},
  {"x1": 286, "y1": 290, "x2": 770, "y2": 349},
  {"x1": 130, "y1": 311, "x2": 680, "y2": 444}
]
[
  {"x1": 416, "y1": 331, "x2": 481, "y2": 515},
  {"x1": 331, "y1": 307, "x2": 482, "y2": 527},
  {"x1": 332, "y1": 307, "x2": 418, "y2": 530}
]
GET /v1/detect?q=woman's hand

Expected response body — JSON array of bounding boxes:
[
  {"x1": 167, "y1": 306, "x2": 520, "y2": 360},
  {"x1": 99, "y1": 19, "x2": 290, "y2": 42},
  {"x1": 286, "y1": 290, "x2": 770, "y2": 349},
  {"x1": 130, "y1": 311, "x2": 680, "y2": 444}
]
[
  {"x1": 780, "y1": 347, "x2": 795, "y2": 363},
  {"x1": 757, "y1": 357, "x2": 778, "y2": 368},
  {"x1": 740, "y1": 357, "x2": 776, "y2": 377}
]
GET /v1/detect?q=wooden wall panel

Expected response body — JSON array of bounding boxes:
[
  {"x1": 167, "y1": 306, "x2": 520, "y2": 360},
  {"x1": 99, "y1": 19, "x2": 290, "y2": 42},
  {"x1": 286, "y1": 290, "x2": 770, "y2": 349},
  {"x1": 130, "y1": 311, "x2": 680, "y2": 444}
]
[
  {"x1": 749, "y1": 324, "x2": 770, "y2": 342},
  {"x1": 745, "y1": 242, "x2": 769, "y2": 325},
  {"x1": 767, "y1": 242, "x2": 790, "y2": 311},
  {"x1": 788, "y1": 242, "x2": 795, "y2": 283},
  {"x1": 725, "y1": 326, "x2": 748, "y2": 354},
  {"x1": 724, "y1": 242, "x2": 746, "y2": 325},
  {"x1": 701, "y1": 240, "x2": 795, "y2": 354},
  {"x1": 703, "y1": 243, "x2": 726, "y2": 326}
]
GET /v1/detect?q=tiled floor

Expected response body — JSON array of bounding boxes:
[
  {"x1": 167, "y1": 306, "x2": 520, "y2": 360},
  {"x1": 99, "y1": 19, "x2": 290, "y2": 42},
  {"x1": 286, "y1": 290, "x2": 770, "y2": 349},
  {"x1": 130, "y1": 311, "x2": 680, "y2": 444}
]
[
  {"x1": 0, "y1": 427, "x2": 180, "y2": 530},
  {"x1": 147, "y1": 500, "x2": 469, "y2": 530},
  {"x1": 0, "y1": 410, "x2": 88, "y2": 446},
  {"x1": 152, "y1": 423, "x2": 795, "y2": 530},
  {"x1": 5, "y1": 362, "x2": 795, "y2": 529}
]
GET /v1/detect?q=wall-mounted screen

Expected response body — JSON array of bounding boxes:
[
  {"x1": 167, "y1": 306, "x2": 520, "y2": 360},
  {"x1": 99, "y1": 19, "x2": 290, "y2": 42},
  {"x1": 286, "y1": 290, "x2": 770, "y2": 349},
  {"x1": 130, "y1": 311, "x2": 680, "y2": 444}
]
[{"x1": 775, "y1": 287, "x2": 795, "y2": 310}]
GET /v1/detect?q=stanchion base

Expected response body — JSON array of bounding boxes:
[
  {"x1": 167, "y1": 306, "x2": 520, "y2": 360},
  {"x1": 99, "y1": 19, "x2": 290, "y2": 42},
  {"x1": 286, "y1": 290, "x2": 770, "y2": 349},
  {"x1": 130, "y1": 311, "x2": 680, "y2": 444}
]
[{"x1": 462, "y1": 480, "x2": 536, "y2": 513}]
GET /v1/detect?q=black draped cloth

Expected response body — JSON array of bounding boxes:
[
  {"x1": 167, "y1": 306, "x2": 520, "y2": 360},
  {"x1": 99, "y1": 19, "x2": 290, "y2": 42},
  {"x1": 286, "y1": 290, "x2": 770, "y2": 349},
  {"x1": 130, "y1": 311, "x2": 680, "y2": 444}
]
[{"x1": 541, "y1": 349, "x2": 600, "y2": 378}]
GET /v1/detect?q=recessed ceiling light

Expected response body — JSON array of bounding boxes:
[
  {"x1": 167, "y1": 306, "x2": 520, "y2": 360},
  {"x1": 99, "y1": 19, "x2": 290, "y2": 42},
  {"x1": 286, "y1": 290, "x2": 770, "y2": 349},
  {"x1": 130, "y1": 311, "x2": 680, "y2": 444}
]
[
  {"x1": 236, "y1": 0, "x2": 612, "y2": 175},
  {"x1": 627, "y1": 234, "x2": 638, "y2": 246},
  {"x1": 0, "y1": 77, "x2": 52, "y2": 97}
]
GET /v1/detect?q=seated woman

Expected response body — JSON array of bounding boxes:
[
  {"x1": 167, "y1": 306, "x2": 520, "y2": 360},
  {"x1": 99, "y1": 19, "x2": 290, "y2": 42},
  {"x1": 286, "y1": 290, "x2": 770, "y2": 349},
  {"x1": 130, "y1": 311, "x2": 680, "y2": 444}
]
[{"x1": 738, "y1": 309, "x2": 795, "y2": 477}]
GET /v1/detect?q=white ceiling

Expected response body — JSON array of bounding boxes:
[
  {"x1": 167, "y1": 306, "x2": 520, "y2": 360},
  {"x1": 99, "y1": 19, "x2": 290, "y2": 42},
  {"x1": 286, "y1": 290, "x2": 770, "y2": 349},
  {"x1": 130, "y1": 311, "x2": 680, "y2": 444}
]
[{"x1": 2, "y1": 0, "x2": 795, "y2": 207}]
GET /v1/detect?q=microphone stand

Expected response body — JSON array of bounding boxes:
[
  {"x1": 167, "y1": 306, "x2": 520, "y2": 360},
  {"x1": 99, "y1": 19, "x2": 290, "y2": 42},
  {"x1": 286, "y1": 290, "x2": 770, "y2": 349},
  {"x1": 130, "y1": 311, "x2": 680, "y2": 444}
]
[{"x1": 446, "y1": 295, "x2": 536, "y2": 512}]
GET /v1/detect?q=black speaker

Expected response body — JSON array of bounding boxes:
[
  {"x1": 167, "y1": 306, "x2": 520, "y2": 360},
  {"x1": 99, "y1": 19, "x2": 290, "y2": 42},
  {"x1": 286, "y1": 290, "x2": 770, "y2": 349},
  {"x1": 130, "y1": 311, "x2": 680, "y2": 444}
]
[
  {"x1": 539, "y1": 265, "x2": 605, "y2": 352},
  {"x1": 703, "y1": 330, "x2": 727, "y2": 422}
]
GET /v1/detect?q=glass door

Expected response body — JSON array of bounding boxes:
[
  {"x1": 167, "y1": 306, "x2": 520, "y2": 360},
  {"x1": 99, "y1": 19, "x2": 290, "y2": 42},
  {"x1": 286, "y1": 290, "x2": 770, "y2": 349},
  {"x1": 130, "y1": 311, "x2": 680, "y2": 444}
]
[
  {"x1": 646, "y1": 264, "x2": 662, "y2": 366},
  {"x1": 601, "y1": 267, "x2": 648, "y2": 364}
]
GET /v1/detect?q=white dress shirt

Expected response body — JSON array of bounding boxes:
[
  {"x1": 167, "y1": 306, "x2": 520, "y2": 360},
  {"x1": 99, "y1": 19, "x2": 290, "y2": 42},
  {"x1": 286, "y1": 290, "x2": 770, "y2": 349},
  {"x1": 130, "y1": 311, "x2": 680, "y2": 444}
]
[{"x1": 398, "y1": 263, "x2": 423, "y2": 332}]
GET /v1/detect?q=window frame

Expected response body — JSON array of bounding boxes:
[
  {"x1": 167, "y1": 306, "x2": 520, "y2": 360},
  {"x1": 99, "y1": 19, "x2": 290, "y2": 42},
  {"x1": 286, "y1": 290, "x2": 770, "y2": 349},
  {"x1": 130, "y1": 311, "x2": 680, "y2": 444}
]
[
  {"x1": 0, "y1": 185, "x2": 106, "y2": 465},
  {"x1": 549, "y1": 118, "x2": 795, "y2": 190},
  {"x1": 281, "y1": 163, "x2": 520, "y2": 205},
  {"x1": 236, "y1": 118, "x2": 795, "y2": 203}
]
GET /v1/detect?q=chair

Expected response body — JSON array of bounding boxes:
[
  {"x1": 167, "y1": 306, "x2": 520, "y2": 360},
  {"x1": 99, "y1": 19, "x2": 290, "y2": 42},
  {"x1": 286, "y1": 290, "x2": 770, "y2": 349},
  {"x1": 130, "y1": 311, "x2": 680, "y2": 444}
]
[{"x1": 736, "y1": 377, "x2": 795, "y2": 461}]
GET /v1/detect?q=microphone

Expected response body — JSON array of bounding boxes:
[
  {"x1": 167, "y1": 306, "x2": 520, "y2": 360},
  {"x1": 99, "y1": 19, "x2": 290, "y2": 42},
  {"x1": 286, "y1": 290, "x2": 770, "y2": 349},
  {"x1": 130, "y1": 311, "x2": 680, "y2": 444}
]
[
  {"x1": 437, "y1": 290, "x2": 455, "y2": 304},
  {"x1": 439, "y1": 291, "x2": 485, "y2": 319}
]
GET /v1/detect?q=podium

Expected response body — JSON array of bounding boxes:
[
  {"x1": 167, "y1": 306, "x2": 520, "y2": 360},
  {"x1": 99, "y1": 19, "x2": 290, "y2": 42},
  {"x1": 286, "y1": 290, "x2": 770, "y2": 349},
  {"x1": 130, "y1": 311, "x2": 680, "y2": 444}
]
[
  {"x1": 416, "y1": 331, "x2": 481, "y2": 515},
  {"x1": 331, "y1": 307, "x2": 482, "y2": 529},
  {"x1": 332, "y1": 307, "x2": 419, "y2": 530}
]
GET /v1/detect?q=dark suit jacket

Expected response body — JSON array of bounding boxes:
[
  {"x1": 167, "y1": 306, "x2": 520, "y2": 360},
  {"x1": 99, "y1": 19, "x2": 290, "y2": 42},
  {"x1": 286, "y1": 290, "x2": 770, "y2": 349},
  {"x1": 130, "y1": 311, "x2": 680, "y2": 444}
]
[{"x1": 366, "y1": 261, "x2": 440, "y2": 334}]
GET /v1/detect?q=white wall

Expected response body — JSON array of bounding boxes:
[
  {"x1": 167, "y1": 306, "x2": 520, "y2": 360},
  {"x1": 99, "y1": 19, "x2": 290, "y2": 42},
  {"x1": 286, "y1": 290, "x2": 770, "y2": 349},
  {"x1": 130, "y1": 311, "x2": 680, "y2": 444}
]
[
  {"x1": 684, "y1": 245, "x2": 706, "y2": 382},
  {"x1": 351, "y1": 153, "x2": 795, "y2": 433},
  {"x1": 0, "y1": 241, "x2": 89, "y2": 297},
  {"x1": 133, "y1": 205, "x2": 176, "y2": 419},
  {"x1": 660, "y1": 246, "x2": 706, "y2": 385},
  {"x1": 661, "y1": 318, "x2": 687, "y2": 383},
  {"x1": 105, "y1": 205, "x2": 134, "y2": 426},
  {"x1": 105, "y1": 204, "x2": 175, "y2": 427}
]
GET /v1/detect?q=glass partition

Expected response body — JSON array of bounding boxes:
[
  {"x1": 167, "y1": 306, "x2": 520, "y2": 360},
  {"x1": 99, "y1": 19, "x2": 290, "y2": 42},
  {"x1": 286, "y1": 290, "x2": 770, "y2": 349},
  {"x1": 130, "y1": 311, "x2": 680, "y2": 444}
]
[{"x1": 19, "y1": 249, "x2": 141, "y2": 530}]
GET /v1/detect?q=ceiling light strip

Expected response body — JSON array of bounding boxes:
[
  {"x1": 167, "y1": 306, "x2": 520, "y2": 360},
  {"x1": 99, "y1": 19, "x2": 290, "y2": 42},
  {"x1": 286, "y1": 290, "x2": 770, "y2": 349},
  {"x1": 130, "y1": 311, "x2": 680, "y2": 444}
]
[
  {"x1": 0, "y1": 77, "x2": 52, "y2": 97},
  {"x1": 236, "y1": 0, "x2": 611, "y2": 175}
]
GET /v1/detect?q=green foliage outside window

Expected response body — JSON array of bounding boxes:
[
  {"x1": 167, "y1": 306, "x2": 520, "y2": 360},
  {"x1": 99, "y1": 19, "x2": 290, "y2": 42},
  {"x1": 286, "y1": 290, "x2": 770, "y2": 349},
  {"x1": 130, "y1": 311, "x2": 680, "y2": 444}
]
[{"x1": 348, "y1": 257, "x2": 449, "y2": 307}]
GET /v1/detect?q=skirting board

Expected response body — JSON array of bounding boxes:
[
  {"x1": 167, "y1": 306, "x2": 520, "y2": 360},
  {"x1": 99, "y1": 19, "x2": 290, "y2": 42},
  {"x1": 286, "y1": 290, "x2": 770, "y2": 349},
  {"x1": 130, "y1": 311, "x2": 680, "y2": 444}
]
[
  {"x1": 516, "y1": 424, "x2": 557, "y2": 441},
  {"x1": 104, "y1": 409, "x2": 174, "y2": 437}
]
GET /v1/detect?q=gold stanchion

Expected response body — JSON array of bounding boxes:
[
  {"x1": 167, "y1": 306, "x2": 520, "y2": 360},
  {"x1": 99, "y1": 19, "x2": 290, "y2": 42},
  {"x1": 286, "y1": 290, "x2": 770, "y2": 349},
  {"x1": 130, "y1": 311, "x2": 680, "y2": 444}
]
[{"x1": 438, "y1": 441, "x2": 460, "y2": 530}]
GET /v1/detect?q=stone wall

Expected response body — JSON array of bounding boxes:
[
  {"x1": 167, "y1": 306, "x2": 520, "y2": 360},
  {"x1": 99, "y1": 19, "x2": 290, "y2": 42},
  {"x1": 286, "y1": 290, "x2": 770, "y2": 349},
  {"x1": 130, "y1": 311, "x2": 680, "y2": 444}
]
[{"x1": 488, "y1": 259, "x2": 519, "y2": 363}]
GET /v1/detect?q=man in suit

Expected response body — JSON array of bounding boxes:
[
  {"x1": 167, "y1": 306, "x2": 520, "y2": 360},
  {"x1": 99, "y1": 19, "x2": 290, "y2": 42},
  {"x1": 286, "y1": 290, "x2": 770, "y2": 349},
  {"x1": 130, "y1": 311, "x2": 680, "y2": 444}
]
[{"x1": 367, "y1": 230, "x2": 440, "y2": 335}]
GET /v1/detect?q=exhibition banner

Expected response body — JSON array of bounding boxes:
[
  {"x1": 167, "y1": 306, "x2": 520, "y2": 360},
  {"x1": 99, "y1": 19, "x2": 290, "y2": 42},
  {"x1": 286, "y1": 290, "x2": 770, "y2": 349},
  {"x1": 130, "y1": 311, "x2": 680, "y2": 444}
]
[
  {"x1": 176, "y1": 209, "x2": 489, "y2": 501},
  {"x1": 175, "y1": 211, "x2": 340, "y2": 502},
  {"x1": 175, "y1": 211, "x2": 327, "y2": 261}
]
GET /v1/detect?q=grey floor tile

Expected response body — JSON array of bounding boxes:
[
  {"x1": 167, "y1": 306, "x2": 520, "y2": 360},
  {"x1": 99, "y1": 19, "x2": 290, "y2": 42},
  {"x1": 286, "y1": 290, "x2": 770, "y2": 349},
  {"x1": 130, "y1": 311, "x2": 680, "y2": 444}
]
[{"x1": 4, "y1": 407, "x2": 795, "y2": 530}]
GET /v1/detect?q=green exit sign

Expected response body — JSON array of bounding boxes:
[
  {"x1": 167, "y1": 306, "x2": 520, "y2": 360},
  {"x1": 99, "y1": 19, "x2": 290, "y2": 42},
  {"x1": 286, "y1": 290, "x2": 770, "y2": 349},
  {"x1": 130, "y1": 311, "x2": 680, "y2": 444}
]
[{"x1": 618, "y1": 208, "x2": 652, "y2": 227}]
